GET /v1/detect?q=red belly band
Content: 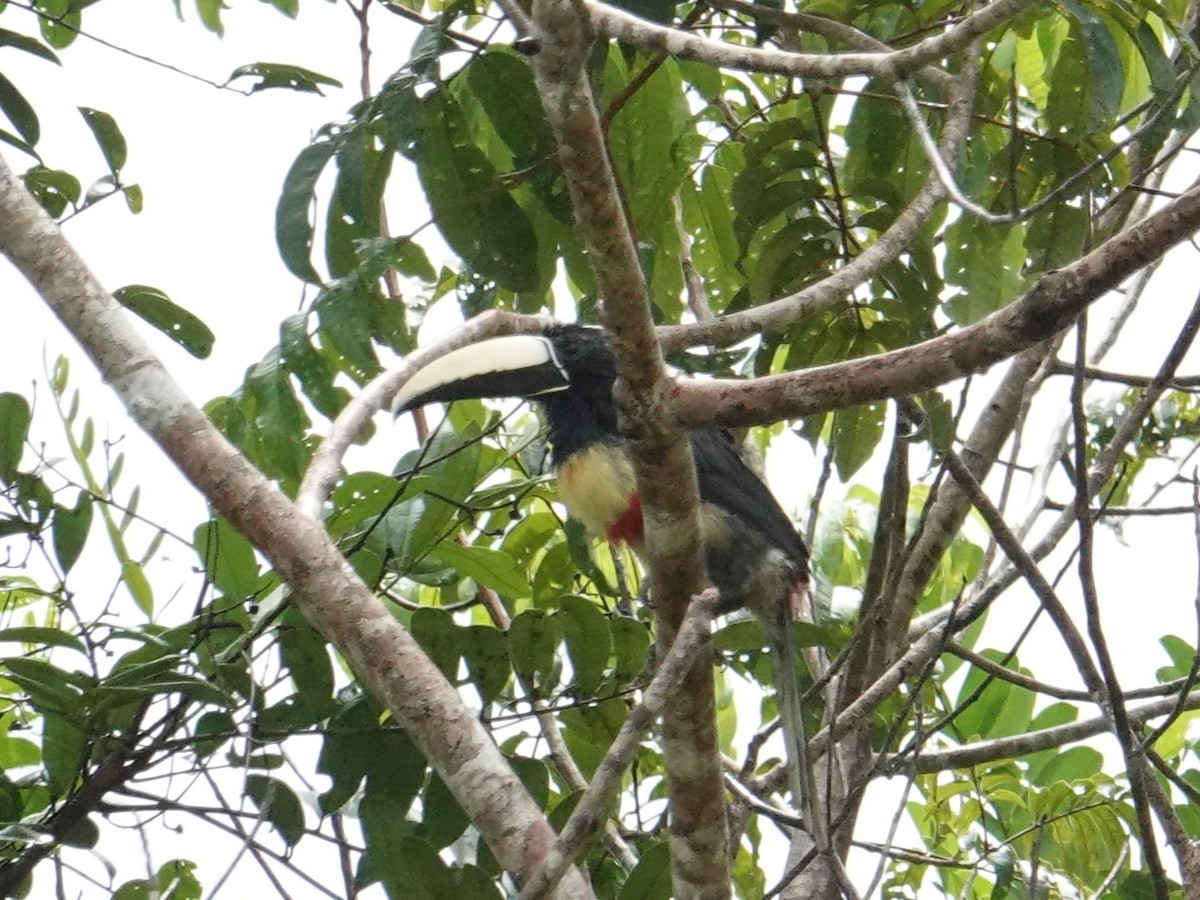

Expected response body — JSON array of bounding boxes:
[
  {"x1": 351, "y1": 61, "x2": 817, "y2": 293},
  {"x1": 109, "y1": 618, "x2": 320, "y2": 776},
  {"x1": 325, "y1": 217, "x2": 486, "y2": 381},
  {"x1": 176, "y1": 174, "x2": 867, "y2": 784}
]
[{"x1": 606, "y1": 491, "x2": 644, "y2": 544}]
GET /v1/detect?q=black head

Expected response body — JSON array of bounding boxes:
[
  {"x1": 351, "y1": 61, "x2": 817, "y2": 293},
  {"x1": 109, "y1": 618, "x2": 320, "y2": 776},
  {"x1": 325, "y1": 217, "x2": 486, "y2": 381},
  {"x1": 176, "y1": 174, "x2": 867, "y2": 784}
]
[{"x1": 538, "y1": 324, "x2": 620, "y2": 463}]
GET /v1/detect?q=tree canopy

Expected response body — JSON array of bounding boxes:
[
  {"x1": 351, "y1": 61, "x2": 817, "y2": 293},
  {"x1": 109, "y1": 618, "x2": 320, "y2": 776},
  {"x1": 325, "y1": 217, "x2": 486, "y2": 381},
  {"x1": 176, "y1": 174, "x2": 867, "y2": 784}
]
[{"x1": 1, "y1": 0, "x2": 1200, "y2": 897}]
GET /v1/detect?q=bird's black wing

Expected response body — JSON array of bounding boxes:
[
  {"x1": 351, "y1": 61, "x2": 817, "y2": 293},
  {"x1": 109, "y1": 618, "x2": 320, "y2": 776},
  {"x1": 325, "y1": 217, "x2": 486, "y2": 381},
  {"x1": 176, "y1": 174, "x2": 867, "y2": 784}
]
[{"x1": 688, "y1": 429, "x2": 809, "y2": 567}]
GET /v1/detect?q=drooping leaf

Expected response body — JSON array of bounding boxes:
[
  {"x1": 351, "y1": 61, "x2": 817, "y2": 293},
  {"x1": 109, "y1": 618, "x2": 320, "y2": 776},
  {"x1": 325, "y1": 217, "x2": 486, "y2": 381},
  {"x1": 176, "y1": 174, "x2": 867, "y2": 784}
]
[
  {"x1": 42, "y1": 710, "x2": 86, "y2": 798},
  {"x1": 0, "y1": 392, "x2": 31, "y2": 482},
  {"x1": 244, "y1": 775, "x2": 306, "y2": 846},
  {"x1": 416, "y1": 91, "x2": 540, "y2": 292},
  {"x1": 556, "y1": 596, "x2": 612, "y2": 697},
  {"x1": 113, "y1": 285, "x2": 215, "y2": 359},
  {"x1": 78, "y1": 106, "x2": 127, "y2": 173},
  {"x1": 832, "y1": 401, "x2": 886, "y2": 481},
  {"x1": 276, "y1": 134, "x2": 341, "y2": 284},
  {"x1": 228, "y1": 62, "x2": 341, "y2": 94},
  {"x1": 459, "y1": 625, "x2": 511, "y2": 704},
  {"x1": 0, "y1": 28, "x2": 60, "y2": 64},
  {"x1": 508, "y1": 609, "x2": 558, "y2": 694},
  {"x1": 122, "y1": 559, "x2": 155, "y2": 615},
  {"x1": 51, "y1": 493, "x2": 92, "y2": 574},
  {"x1": 279, "y1": 313, "x2": 349, "y2": 419},
  {"x1": 194, "y1": 516, "x2": 261, "y2": 600},
  {"x1": 0, "y1": 71, "x2": 39, "y2": 146}
]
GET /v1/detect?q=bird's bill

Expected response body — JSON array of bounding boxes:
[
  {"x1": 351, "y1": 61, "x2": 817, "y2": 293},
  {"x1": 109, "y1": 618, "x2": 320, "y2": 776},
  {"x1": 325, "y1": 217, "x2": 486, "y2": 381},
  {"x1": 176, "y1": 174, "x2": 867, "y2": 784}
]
[{"x1": 391, "y1": 334, "x2": 570, "y2": 413}]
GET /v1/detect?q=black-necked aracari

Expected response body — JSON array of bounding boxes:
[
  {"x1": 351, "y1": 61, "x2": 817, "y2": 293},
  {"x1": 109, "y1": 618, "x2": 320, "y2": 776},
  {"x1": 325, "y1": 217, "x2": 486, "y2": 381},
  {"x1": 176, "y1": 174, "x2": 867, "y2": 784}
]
[{"x1": 391, "y1": 323, "x2": 818, "y2": 812}]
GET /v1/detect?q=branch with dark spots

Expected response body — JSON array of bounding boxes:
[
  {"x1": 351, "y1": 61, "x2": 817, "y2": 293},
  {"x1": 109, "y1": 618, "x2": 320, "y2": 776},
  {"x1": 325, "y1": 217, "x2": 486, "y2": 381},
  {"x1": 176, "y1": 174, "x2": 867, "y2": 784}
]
[
  {"x1": 526, "y1": 0, "x2": 729, "y2": 893},
  {"x1": 667, "y1": 180, "x2": 1200, "y2": 428},
  {"x1": 518, "y1": 592, "x2": 718, "y2": 900}
]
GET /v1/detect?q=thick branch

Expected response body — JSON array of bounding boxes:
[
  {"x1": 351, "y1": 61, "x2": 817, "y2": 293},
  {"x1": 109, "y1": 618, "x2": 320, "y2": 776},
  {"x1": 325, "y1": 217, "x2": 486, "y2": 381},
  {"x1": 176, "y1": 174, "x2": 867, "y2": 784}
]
[
  {"x1": 583, "y1": 0, "x2": 1039, "y2": 80},
  {"x1": 0, "y1": 153, "x2": 592, "y2": 900},
  {"x1": 526, "y1": 5, "x2": 729, "y2": 896},
  {"x1": 670, "y1": 180, "x2": 1200, "y2": 427}
]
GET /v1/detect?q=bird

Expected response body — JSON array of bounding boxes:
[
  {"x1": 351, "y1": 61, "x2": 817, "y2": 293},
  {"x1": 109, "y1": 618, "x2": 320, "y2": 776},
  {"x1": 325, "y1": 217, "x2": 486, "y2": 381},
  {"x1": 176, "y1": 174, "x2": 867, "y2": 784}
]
[{"x1": 391, "y1": 322, "x2": 817, "y2": 813}]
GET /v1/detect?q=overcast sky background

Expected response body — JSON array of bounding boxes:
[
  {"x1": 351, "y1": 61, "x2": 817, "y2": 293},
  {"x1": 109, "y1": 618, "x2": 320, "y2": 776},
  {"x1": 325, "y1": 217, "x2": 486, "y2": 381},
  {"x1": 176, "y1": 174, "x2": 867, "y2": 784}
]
[{"x1": 3, "y1": 0, "x2": 1200, "y2": 894}]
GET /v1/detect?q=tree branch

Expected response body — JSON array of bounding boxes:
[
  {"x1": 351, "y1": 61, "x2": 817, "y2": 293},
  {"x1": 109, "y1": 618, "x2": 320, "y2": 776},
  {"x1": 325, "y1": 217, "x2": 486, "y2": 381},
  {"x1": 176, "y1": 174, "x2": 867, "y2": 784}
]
[
  {"x1": 582, "y1": 0, "x2": 1040, "y2": 81},
  {"x1": 0, "y1": 152, "x2": 593, "y2": 900},
  {"x1": 519, "y1": 592, "x2": 718, "y2": 899},
  {"x1": 670, "y1": 180, "x2": 1200, "y2": 426},
  {"x1": 526, "y1": 3, "x2": 729, "y2": 894}
]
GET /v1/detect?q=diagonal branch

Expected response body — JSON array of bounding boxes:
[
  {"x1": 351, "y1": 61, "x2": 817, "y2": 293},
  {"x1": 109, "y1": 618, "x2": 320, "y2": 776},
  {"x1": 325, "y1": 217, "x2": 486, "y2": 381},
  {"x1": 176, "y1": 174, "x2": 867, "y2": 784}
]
[
  {"x1": 0, "y1": 152, "x2": 594, "y2": 900},
  {"x1": 670, "y1": 179, "x2": 1200, "y2": 427},
  {"x1": 519, "y1": 592, "x2": 718, "y2": 900}
]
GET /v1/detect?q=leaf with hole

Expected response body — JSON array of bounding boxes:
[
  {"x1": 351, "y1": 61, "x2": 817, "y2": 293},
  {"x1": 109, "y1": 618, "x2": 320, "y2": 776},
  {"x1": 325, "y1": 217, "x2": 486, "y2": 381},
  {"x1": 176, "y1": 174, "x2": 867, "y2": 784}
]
[{"x1": 113, "y1": 285, "x2": 215, "y2": 359}]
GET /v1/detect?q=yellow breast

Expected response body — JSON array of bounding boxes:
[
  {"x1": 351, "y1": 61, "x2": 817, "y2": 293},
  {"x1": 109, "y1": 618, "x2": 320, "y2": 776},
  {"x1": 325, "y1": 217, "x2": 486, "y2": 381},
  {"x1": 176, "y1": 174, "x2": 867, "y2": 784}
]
[{"x1": 556, "y1": 444, "x2": 637, "y2": 538}]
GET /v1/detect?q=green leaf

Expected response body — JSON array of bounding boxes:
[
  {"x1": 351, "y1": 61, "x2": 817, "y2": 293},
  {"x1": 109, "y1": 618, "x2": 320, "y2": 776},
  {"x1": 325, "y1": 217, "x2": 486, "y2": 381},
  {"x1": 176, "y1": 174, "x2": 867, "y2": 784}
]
[
  {"x1": 0, "y1": 71, "x2": 39, "y2": 146},
  {"x1": 0, "y1": 29, "x2": 60, "y2": 64},
  {"x1": 0, "y1": 734, "x2": 40, "y2": 768},
  {"x1": 508, "y1": 609, "x2": 558, "y2": 693},
  {"x1": 832, "y1": 401, "x2": 886, "y2": 481},
  {"x1": 276, "y1": 135, "x2": 340, "y2": 284},
  {"x1": 113, "y1": 285, "x2": 215, "y2": 359},
  {"x1": 1061, "y1": 0, "x2": 1124, "y2": 131},
  {"x1": 556, "y1": 596, "x2": 612, "y2": 696},
  {"x1": 0, "y1": 392, "x2": 31, "y2": 482},
  {"x1": 4, "y1": 656, "x2": 86, "y2": 712},
  {"x1": 78, "y1": 107, "x2": 127, "y2": 173},
  {"x1": 23, "y1": 166, "x2": 81, "y2": 217},
  {"x1": 420, "y1": 773, "x2": 469, "y2": 850},
  {"x1": 244, "y1": 775, "x2": 306, "y2": 846},
  {"x1": 1030, "y1": 745, "x2": 1103, "y2": 786},
  {"x1": 317, "y1": 697, "x2": 373, "y2": 813},
  {"x1": 39, "y1": 5, "x2": 80, "y2": 49},
  {"x1": 122, "y1": 559, "x2": 155, "y2": 615},
  {"x1": 410, "y1": 608, "x2": 461, "y2": 681},
  {"x1": 228, "y1": 62, "x2": 342, "y2": 94},
  {"x1": 194, "y1": 0, "x2": 224, "y2": 35},
  {"x1": 465, "y1": 51, "x2": 556, "y2": 165},
  {"x1": 954, "y1": 650, "x2": 1021, "y2": 740},
  {"x1": 360, "y1": 790, "x2": 418, "y2": 889},
  {"x1": 459, "y1": 625, "x2": 510, "y2": 704},
  {"x1": 193, "y1": 710, "x2": 236, "y2": 758},
  {"x1": 416, "y1": 91, "x2": 539, "y2": 292},
  {"x1": 430, "y1": 542, "x2": 530, "y2": 599},
  {"x1": 610, "y1": 616, "x2": 650, "y2": 682},
  {"x1": 0, "y1": 626, "x2": 85, "y2": 654},
  {"x1": 42, "y1": 710, "x2": 86, "y2": 798},
  {"x1": 52, "y1": 492, "x2": 93, "y2": 574},
  {"x1": 154, "y1": 859, "x2": 202, "y2": 900},
  {"x1": 619, "y1": 840, "x2": 673, "y2": 900},
  {"x1": 278, "y1": 615, "x2": 335, "y2": 718},
  {"x1": 943, "y1": 219, "x2": 1026, "y2": 324},
  {"x1": 194, "y1": 517, "x2": 261, "y2": 599},
  {"x1": 59, "y1": 814, "x2": 99, "y2": 848},
  {"x1": 280, "y1": 314, "x2": 348, "y2": 420}
]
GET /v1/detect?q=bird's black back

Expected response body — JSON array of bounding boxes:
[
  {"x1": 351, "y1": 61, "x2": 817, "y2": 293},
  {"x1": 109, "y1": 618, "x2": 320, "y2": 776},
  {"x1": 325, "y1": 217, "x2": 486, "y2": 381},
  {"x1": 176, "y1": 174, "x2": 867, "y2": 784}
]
[
  {"x1": 690, "y1": 428, "x2": 809, "y2": 569},
  {"x1": 534, "y1": 324, "x2": 808, "y2": 572}
]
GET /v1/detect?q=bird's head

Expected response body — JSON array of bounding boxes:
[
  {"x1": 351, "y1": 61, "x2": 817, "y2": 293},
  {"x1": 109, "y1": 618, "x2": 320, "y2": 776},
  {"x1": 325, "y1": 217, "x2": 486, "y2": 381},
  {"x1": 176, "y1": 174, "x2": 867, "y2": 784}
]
[{"x1": 391, "y1": 323, "x2": 620, "y2": 461}]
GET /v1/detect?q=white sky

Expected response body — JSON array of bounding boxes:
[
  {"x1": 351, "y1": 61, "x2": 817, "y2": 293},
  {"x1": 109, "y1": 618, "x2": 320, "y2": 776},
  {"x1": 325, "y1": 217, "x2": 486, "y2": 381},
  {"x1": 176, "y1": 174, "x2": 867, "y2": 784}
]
[{"x1": 3, "y1": 0, "x2": 1200, "y2": 895}]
